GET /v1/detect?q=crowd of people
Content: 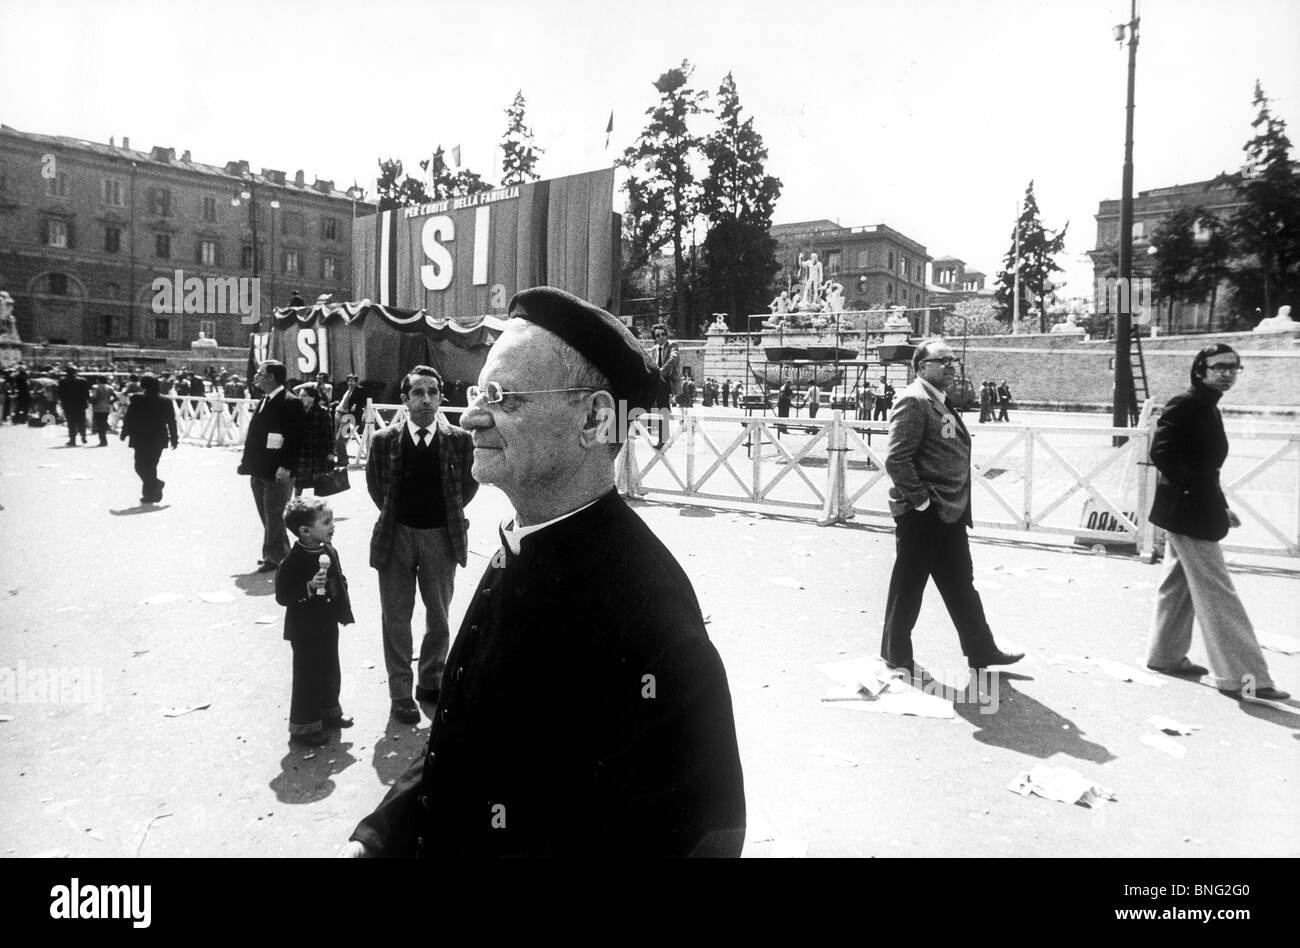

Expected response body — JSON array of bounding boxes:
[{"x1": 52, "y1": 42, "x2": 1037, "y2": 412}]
[{"x1": 9, "y1": 291, "x2": 1286, "y2": 858}]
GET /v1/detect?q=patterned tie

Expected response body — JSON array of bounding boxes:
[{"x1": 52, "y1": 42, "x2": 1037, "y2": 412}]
[{"x1": 416, "y1": 427, "x2": 429, "y2": 449}]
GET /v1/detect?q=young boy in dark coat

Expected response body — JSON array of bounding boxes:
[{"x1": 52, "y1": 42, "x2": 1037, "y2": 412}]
[{"x1": 276, "y1": 496, "x2": 356, "y2": 746}]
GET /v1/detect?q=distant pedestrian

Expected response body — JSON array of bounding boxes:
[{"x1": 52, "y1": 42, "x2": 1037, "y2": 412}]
[
  {"x1": 276, "y1": 496, "x2": 355, "y2": 747},
  {"x1": 119, "y1": 374, "x2": 177, "y2": 504},
  {"x1": 776, "y1": 380, "x2": 794, "y2": 435},
  {"x1": 57, "y1": 364, "x2": 90, "y2": 445},
  {"x1": 292, "y1": 383, "x2": 336, "y2": 497},
  {"x1": 996, "y1": 380, "x2": 1012, "y2": 422},
  {"x1": 978, "y1": 381, "x2": 993, "y2": 423},
  {"x1": 722, "y1": 379, "x2": 731, "y2": 407},
  {"x1": 1145, "y1": 344, "x2": 1289, "y2": 701},
  {"x1": 806, "y1": 381, "x2": 821, "y2": 418},
  {"x1": 873, "y1": 378, "x2": 894, "y2": 421},
  {"x1": 89, "y1": 375, "x2": 117, "y2": 446}
]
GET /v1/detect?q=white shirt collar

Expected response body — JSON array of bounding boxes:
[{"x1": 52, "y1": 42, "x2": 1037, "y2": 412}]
[
  {"x1": 263, "y1": 385, "x2": 284, "y2": 401},
  {"x1": 406, "y1": 418, "x2": 437, "y2": 442},
  {"x1": 501, "y1": 498, "x2": 601, "y2": 555}
]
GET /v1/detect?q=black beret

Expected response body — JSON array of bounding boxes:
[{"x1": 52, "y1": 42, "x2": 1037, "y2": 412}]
[{"x1": 507, "y1": 286, "x2": 657, "y2": 413}]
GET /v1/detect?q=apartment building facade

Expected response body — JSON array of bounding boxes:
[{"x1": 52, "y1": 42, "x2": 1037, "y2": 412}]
[
  {"x1": 0, "y1": 125, "x2": 367, "y2": 349},
  {"x1": 768, "y1": 219, "x2": 931, "y2": 312}
]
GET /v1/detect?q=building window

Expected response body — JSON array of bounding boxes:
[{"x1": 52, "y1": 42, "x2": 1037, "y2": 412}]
[
  {"x1": 104, "y1": 226, "x2": 121, "y2": 253},
  {"x1": 149, "y1": 187, "x2": 172, "y2": 217},
  {"x1": 322, "y1": 255, "x2": 338, "y2": 281},
  {"x1": 0, "y1": 160, "x2": 7, "y2": 191},
  {"x1": 154, "y1": 318, "x2": 171, "y2": 340},
  {"x1": 857, "y1": 250, "x2": 869, "y2": 269},
  {"x1": 202, "y1": 196, "x2": 218, "y2": 222},
  {"x1": 825, "y1": 250, "x2": 841, "y2": 274},
  {"x1": 1132, "y1": 221, "x2": 1146, "y2": 238},
  {"x1": 199, "y1": 319, "x2": 216, "y2": 340},
  {"x1": 887, "y1": 282, "x2": 894, "y2": 299},
  {"x1": 46, "y1": 173, "x2": 70, "y2": 198},
  {"x1": 282, "y1": 250, "x2": 300, "y2": 275},
  {"x1": 155, "y1": 233, "x2": 171, "y2": 258},
  {"x1": 282, "y1": 211, "x2": 305, "y2": 237},
  {"x1": 48, "y1": 273, "x2": 69, "y2": 295},
  {"x1": 899, "y1": 255, "x2": 908, "y2": 278},
  {"x1": 321, "y1": 217, "x2": 338, "y2": 241},
  {"x1": 198, "y1": 239, "x2": 218, "y2": 265},
  {"x1": 45, "y1": 219, "x2": 69, "y2": 247},
  {"x1": 888, "y1": 250, "x2": 896, "y2": 271},
  {"x1": 101, "y1": 314, "x2": 121, "y2": 339},
  {"x1": 241, "y1": 245, "x2": 255, "y2": 270},
  {"x1": 101, "y1": 179, "x2": 125, "y2": 207}
]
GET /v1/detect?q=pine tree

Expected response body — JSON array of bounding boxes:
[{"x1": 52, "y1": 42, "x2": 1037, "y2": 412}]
[
  {"x1": 500, "y1": 91, "x2": 543, "y2": 185},
  {"x1": 1150, "y1": 206, "x2": 1203, "y2": 332},
  {"x1": 1228, "y1": 81, "x2": 1300, "y2": 320},
  {"x1": 417, "y1": 147, "x2": 495, "y2": 201},
  {"x1": 621, "y1": 60, "x2": 707, "y2": 334},
  {"x1": 696, "y1": 73, "x2": 783, "y2": 325},
  {"x1": 993, "y1": 182, "x2": 1068, "y2": 331}
]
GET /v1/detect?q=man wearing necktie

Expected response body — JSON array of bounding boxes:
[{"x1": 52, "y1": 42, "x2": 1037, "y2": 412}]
[
  {"x1": 649, "y1": 323, "x2": 679, "y2": 449},
  {"x1": 366, "y1": 366, "x2": 477, "y2": 726},
  {"x1": 238, "y1": 360, "x2": 305, "y2": 572},
  {"x1": 880, "y1": 339, "x2": 1024, "y2": 676},
  {"x1": 345, "y1": 288, "x2": 745, "y2": 858}
]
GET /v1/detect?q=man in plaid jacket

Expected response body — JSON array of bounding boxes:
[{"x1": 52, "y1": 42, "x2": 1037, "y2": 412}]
[{"x1": 367, "y1": 366, "x2": 478, "y2": 725}]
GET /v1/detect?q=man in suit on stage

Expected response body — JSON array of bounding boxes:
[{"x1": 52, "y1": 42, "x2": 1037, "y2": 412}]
[
  {"x1": 879, "y1": 339, "x2": 1023, "y2": 675},
  {"x1": 366, "y1": 366, "x2": 477, "y2": 726},
  {"x1": 238, "y1": 359, "x2": 305, "y2": 572}
]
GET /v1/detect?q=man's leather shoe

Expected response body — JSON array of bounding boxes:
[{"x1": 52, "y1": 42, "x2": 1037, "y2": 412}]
[
  {"x1": 883, "y1": 659, "x2": 914, "y2": 675},
  {"x1": 290, "y1": 730, "x2": 330, "y2": 747},
  {"x1": 391, "y1": 699, "x2": 421, "y2": 725},
  {"x1": 969, "y1": 649, "x2": 1024, "y2": 670},
  {"x1": 324, "y1": 713, "x2": 354, "y2": 728},
  {"x1": 257, "y1": 561, "x2": 278, "y2": 573},
  {"x1": 1147, "y1": 658, "x2": 1209, "y2": 677}
]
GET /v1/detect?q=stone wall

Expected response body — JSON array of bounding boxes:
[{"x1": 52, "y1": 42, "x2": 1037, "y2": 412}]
[{"x1": 963, "y1": 330, "x2": 1300, "y2": 408}]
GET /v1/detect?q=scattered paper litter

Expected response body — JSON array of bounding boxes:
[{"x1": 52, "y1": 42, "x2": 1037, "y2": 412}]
[
  {"x1": 32, "y1": 848, "x2": 70, "y2": 858},
  {"x1": 161, "y1": 702, "x2": 210, "y2": 718},
  {"x1": 745, "y1": 816, "x2": 776, "y2": 845},
  {"x1": 254, "y1": 615, "x2": 277, "y2": 624},
  {"x1": 1091, "y1": 658, "x2": 1164, "y2": 687},
  {"x1": 68, "y1": 474, "x2": 94, "y2": 481},
  {"x1": 812, "y1": 747, "x2": 859, "y2": 767},
  {"x1": 1007, "y1": 765, "x2": 1116, "y2": 807},
  {"x1": 361, "y1": 660, "x2": 375, "y2": 670},
  {"x1": 198, "y1": 590, "x2": 235, "y2": 604},
  {"x1": 0, "y1": 715, "x2": 13, "y2": 723},
  {"x1": 139, "y1": 593, "x2": 181, "y2": 606},
  {"x1": 1259, "y1": 632, "x2": 1300, "y2": 655},
  {"x1": 55, "y1": 606, "x2": 77, "y2": 612},
  {"x1": 208, "y1": 622, "x2": 234, "y2": 631},
  {"x1": 1140, "y1": 733, "x2": 1187, "y2": 759},
  {"x1": 384, "y1": 751, "x2": 398, "y2": 758},
  {"x1": 37, "y1": 463, "x2": 62, "y2": 469},
  {"x1": 1041, "y1": 574, "x2": 1074, "y2": 584},
  {"x1": 1146, "y1": 715, "x2": 1201, "y2": 736},
  {"x1": 766, "y1": 576, "x2": 805, "y2": 590}
]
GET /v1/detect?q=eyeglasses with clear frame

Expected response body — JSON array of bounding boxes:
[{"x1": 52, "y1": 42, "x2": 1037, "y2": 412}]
[
  {"x1": 466, "y1": 381, "x2": 596, "y2": 405},
  {"x1": 920, "y1": 356, "x2": 960, "y2": 367},
  {"x1": 1205, "y1": 362, "x2": 1243, "y2": 375}
]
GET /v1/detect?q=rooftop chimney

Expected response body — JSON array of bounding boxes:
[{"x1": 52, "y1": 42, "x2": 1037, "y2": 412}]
[
  {"x1": 182, "y1": 149, "x2": 191, "y2": 163},
  {"x1": 313, "y1": 178, "x2": 335, "y2": 194},
  {"x1": 122, "y1": 136, "x2": 130, "y2": 149},
  {"x1": 294, "y1": 170, "x2": 305, "y2": 187}
]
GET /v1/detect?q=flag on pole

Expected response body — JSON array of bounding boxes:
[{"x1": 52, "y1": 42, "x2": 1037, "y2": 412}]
[
  {"x1": 604, "y1": 111, "x2": 614, "y2": 151},
  {"x1": 451, "y1": 145, "x2": 462, "y2": 169}
]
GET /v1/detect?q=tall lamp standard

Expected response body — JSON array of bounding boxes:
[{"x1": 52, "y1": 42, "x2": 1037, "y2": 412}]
[
  {"x1": 1112, "y1": 0, "x2": 1140, "y2": 439},
  {"x1": 268, "y1": 199, "x2": 280, "y2": 314},
  {"x1": 231, "y1": 178, "x2": 262, "y2": 327}
]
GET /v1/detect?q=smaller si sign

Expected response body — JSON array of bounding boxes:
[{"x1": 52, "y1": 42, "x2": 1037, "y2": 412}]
[{"x1": 297, "y1": 327, "x2": 328, "y2": 377}]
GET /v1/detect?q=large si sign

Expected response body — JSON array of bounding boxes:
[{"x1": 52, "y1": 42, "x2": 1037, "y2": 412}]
[{"x1": 353, "y1": 167, "x2": 618, "y2": 319}]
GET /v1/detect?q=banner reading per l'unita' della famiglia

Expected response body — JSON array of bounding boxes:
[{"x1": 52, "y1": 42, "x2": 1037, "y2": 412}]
[{"x1": 352, "y1": 167, "x2": 620, "y2": 318}]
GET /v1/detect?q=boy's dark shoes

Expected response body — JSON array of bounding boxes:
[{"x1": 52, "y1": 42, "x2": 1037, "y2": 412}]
[
  {"x1": 325, "y1": 713, "x2": 354, "y2": 728},
  {"x1": 289, "y1": 730, "x2": 330, "y2": 747},
  {"x1": 390, "y1": 699, "x2": 421, "y2": 725}
]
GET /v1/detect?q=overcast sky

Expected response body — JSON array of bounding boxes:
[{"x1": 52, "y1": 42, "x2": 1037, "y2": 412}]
[{"x1": 2, "y1": 0, "x2": 1297, "y2": 297}]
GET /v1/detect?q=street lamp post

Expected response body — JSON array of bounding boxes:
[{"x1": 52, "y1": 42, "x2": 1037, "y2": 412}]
[
  {"x1": 231, "y1": 177, "x2": 279, "y2": 330},
  {"x1": 1112, "y1": 0, "x2": 1140, "y2": 439}
]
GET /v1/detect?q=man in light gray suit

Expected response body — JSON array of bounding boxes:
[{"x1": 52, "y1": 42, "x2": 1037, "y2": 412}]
[{"x1": 879, "y1": 339, "x2": 1024, "y2": 674}]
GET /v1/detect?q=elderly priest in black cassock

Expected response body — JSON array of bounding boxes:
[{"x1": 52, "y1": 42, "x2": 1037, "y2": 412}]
[{"x1": 343, "y1": 287, "x2": 746, "y2": 858}]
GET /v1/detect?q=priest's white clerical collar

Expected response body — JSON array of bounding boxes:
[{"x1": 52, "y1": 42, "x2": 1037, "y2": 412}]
[{"x1": 501, "y1": 498, "x2": 601, "y2": 554}]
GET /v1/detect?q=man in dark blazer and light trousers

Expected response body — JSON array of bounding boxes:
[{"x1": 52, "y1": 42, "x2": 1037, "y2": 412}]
[
  {"x1": 367, "y1": 366, "x2": 477, "y2": 726},
  {"x1": 880, "y1": 339, "x2": 1023, "y2": 674},
  {"x1": 238, "y1": 360, "x2": 305, "y2": 572}
]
